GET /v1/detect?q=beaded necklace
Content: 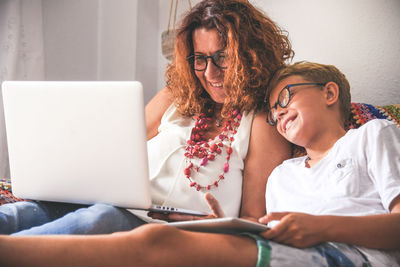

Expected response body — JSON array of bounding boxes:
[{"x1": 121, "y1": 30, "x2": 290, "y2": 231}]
[{"x1": 184, "y1": 110, "x2": 242, "y2": 191}]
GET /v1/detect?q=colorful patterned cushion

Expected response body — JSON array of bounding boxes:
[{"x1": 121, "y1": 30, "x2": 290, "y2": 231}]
[
  {"x1": 1, "y1": 103, "x2": 400, "y2": 205},
  {"x1": 291, "y1": 103, "x2": 400, "y2": 158},
  {"x1": 0, "y1": 178, "x2": 24, "y2": 205},
  {"x1": 346, "y1": 103, "x2": 400, "y2": 129}
]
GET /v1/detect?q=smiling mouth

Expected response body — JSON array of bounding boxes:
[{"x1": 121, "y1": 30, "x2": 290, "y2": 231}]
[
  {"x1": 282, "y1": 115, "x2": 297, "y2": 132},
  {"x1": 209, "y1": 82, "x2": 223, "y2": 87},
  {"x1": 285, "y1": 120, "x2": 294, "y2": 131}
]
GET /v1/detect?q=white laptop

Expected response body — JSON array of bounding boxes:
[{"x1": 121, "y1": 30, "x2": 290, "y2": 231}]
[{"x1": 2, "y1": 81, "x2": 206, "y2": 216}]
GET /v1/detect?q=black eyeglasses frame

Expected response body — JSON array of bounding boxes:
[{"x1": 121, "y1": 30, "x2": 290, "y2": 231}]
[
  {"x1": 266, "y1": 82, "x2": 326, "y2": 126},
  {"x1": 186, "y1": 51, "x2": 227, "y2": 71}
]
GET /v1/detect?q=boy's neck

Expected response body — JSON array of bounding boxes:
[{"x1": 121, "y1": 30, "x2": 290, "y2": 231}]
[{"x1": 304, "y1": 125, "x2": 346, "y2": 168}]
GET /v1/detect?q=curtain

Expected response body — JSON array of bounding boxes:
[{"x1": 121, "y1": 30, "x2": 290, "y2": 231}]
[{"x1": 0, "y1": 0, "x2": 45, "y2": 178}]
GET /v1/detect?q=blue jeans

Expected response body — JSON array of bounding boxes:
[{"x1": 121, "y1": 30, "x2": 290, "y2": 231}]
[{"x1": 0, "y1": 201, "x2": 146, "y2": 235}]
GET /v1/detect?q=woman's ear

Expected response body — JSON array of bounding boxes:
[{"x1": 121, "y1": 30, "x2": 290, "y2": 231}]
[{"x1": 324, "y1": 82, "x2": 340, "y2": 106}]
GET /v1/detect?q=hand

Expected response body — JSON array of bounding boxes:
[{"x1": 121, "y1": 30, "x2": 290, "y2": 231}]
[
  {"x1": 147, "y1": 212, "x2": 207, "y2": 222},
  {"x1": 147, "y1": 193, "x2": 226, "y2": 222},
  {"x1": 258, "y1": 212, "x2": 326, "y2": 248},
  {"x1": 166, "y1": 193, "x2": 226, "y2": 221},
  {"x1": 204, "y1": 192, "x2": 226, "y2": 218}
]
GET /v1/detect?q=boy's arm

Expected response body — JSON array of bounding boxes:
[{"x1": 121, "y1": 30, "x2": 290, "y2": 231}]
[{"x1": 259, "y1": 194, "x2": 400, "y2": 249}]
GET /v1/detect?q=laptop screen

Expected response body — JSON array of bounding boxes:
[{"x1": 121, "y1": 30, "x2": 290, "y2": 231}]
[{"x1": 2, "y1": 81, "x2": 151, "y2": 209}]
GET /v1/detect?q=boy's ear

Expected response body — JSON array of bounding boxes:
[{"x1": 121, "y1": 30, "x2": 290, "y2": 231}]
[{"x1": 324, "y1": 82, "x2": 340, "y2": 106}]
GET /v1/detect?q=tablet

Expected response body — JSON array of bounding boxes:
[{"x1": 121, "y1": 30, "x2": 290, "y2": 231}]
[{"x1": 168, "y1": 217, "x2": 270, "y2": 234}]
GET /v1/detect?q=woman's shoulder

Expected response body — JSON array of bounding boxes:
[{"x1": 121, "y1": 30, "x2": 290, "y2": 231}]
[
  {"x1": 250, "y1": 111, "x2": 279, "y2": 137},
  {"x1": 146, "y1": 87, "x2": 174, "y2": 112},
  {"x1": 145, "y1": 87, "x2": 175, "y2": 139}
]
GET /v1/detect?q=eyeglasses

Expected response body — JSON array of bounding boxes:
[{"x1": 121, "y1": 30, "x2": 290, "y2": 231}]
[
  {"x1": 266, "y1": 83, "x2": 326, "y2": 126},
  {"x1": 186, "y1": 51, "x2": 227, "y2": 71}
]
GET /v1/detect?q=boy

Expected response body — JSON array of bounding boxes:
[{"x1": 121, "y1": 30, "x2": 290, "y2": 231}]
[
  {"x1": 1, "y1": 62, "x2": 399, "y2": 266},
  {"x1": 253, "y1": 61, "x2": 400, "y2": 265}
]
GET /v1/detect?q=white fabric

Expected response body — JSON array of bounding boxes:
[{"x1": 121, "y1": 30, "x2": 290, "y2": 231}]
[
  {"x1": 0, "y1": 0, "x2": 45, "y2": 178},
  {"x1": 146, "y1": 104, "x2": 254, "y2": 217},
  {"x1": 266, "y1": 119, "x2": 400, "y2": 266},
  {"x1": 266, "y1": 119, "x2": 400, "y2": 216}
]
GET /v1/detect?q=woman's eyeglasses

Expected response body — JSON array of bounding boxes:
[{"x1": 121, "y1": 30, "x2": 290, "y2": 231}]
[
  {"x1": 266, "y1": 83, "x2": 326, "y2": 126},
  {"x1": 186, "y1": 51, "x2": 227, "y2": 71}
]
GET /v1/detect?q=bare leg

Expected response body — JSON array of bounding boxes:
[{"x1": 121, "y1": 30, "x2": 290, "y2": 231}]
[{"x1": 0, "y1": 224, "x2": 258, "y2": 267}]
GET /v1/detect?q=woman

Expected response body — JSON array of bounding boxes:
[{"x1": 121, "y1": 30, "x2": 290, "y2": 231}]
[{"x1": 0, "y1": 0, "x2": 292, "y2": 236}]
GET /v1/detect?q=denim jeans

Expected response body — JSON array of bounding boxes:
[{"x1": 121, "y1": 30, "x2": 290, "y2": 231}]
[{"x1": 0, "y1": 201, "x2": 146, "y2": 235}]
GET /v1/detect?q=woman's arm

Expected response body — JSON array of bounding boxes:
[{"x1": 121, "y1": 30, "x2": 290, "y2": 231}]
[
  {"x1": 259, "y1": 194, "x2": 400, "y2": 249},
  {"x1": 145, "y1": 87, "x2": 174, "y2": 140},
  {"x1": 240, "y1": 112, "x2": 291, "y2": 221}
]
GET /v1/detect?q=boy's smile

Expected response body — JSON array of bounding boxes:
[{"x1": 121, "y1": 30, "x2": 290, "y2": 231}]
[
  {"x1": 282, "y1": 114, "x2": 297, "y2": 132},
  {"x1": 269, "y1": 76, "x2": 326, "y2": 147}
]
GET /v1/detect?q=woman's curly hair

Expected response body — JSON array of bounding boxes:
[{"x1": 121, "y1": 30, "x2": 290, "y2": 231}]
[{"x1": 165, "y1": 0, "x2": 294, "y2": 117}]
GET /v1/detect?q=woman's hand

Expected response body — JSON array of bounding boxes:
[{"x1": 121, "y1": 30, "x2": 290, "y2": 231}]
[
  {"x1": 147, "y1": 193, "x2": 225, "y2": 222},
  {"x1": 147, "y1": 212, "x2": 206, "y2": 222},
  {"x1": 259, "y1": 212, "x2": 326, "y2": 248},
  {"x1": 203, "y1": 192, "x2": 226, "y2": 218}
]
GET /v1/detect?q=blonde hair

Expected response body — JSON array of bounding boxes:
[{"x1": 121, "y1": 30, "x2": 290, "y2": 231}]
[
  {"x1": 267, "y1": 61, "x2": 351, "y2": 124},
  {"x1": 166, "y1": 0, "x2": 294, "y2": 117}
]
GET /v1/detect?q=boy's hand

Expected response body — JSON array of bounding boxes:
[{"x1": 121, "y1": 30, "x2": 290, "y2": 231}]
[{"x1": 259, "y1": 212, "x2": 326, "y2": 248}]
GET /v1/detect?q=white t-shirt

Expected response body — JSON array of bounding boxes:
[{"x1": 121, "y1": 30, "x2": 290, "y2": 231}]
[
  {"x1": 146, "y1": 104, "x2": 254, "y2": 217},
  {"x1": 266, "y1": 119, "x2": 400, "y2": 265}
]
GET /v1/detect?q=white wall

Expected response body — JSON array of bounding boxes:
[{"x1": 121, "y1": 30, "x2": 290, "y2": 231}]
[
  {"x1": 252, "y1": 0, "x2": 400, "y2": 105},
  {"x1": 42, "y1": 0, "x2": 160, "y2": 104},
  {"x1": 42, "y1": 0, "x2": 160, "y2": 100},
  {"x1": 136, "y1": 0, "x2": 159, "y2": 103},
  {"x1": 43, "y1": 0, "x2": 100, "y2": 80},
  {"x1": 42, "y1": 0, "x2": 400, "y2": 105},
  {"x1": 157, "y1": 0, "x2": 400, "y2": 105}
]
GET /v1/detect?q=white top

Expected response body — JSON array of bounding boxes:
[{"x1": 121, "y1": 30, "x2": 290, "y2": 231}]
[
  {"x1": 266, "y1": 119, "x2": 400, "y2": 265},
  {"x1": 266, "y1": 119, "x2": 400, "y2": 216},
  {"x1": 147, "y1": 104, "x2": 254, "y2": 217}
]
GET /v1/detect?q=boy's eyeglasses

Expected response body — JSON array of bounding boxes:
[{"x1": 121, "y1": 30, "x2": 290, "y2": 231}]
[
  {"x1": 266, "y1": 83, "x2": 326, "y2": 126},
  {"x1": 186, "y1": 52, "x2": 227, "y2": 71}
]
